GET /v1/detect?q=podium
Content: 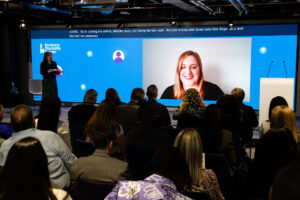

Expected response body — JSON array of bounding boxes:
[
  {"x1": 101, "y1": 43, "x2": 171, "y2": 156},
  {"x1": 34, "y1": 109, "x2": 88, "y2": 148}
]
[{"x1": 259, "y1": 78, "x2": 294, "y2": 125}]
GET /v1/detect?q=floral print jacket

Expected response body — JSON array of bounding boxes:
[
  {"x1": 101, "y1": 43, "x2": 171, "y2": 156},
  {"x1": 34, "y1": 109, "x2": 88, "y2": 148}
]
[{"x1": 105, "y1": 174, "x2": 192, "y2": 200}]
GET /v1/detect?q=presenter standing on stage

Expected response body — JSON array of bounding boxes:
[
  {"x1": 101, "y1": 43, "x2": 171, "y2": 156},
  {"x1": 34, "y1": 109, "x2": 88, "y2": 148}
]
[{"x1": 40, "y1": 51, "x2": 62, "y2": 97}]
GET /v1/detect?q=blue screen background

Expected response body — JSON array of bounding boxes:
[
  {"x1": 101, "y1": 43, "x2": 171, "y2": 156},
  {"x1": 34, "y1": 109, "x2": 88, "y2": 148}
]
[{"x1": 31, "y1": 25, "x2": 298, "y2": 110}]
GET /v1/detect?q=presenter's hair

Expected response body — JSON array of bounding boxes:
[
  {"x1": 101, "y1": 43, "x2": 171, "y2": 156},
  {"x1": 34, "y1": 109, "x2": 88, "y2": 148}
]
[
  {"x1": 271, "y1": 105, "x2": 298, "y2": 143},
  {"x1": 174, "y1": 50, "x2": 205, "y2": 99},
  {"x1": 174, "y1": 128, "x2": 203, "y2": 185},
  {"x1": 0, "y1": 137, "x2": 58, "y2": 200},
  {"x1": 42, "y1": 51, "x2": 52, "y2": 63}
]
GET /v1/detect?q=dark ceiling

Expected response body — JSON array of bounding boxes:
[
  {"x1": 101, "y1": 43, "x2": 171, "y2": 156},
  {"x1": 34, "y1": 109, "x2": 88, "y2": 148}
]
[{"x1": 1, "y1": 0, "x2": 300, "y2": 26}]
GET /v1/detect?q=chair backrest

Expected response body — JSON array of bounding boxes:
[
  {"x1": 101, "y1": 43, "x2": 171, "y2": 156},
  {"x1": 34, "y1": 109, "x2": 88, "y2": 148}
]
[
  {"x1": 205, "y1": 154, "x2": 233, "y2": 193},
  {"x1": 29, "y1": 79, "x2": 43, "y2": 95},
  {"x1": 74, "y1": 139, "x2": 95, "y2": 158},
  {"x1": 77, "y1": 178, "x2": 116, "y2": 200},
  {"x1": 183, "y1": 191, "x2": 211, "y2": 200}
]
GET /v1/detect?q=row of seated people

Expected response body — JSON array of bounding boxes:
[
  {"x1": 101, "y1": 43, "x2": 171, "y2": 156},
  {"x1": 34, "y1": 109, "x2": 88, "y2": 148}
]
[{"x1": 0, "y1": 84, "x2": 299, "y2": 199}]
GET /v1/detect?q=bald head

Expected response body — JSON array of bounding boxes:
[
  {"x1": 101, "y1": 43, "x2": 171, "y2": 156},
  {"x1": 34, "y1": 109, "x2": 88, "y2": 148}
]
[{"x1": 10, "y1": 105, "x2": 35, "y2": 132}]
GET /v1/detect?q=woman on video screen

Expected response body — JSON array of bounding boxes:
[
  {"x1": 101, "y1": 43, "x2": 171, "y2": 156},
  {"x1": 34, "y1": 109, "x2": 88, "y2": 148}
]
[{"x1": 161, "y1": 50, "x2": 224, "y2": 100}]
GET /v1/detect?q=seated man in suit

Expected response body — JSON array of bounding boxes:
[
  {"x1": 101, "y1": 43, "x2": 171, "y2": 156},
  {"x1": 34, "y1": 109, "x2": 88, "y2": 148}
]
[
  {"x1": 116, "y1": 88, "x2": 145, "y2": 130},
  {"x1": 145, "y1": 84, "x2": 171, "y2": 127},
  {"x1": 0, "y1": 104, "x2": 77, "y2": 189},
  {"x1": 68, "y1": 89, "x2": 97, "y2": 153},
  {"x1": 0, "y1": 104, "x2": 13, "y2": 139},
  {"x1": 71, "y1": 127, "x2": 129, "y2": 182}
]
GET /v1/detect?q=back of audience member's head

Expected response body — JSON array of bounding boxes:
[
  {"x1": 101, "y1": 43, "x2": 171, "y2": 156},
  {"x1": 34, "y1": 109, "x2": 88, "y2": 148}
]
[
  {"x1": 270, "y1": 164, "x2": 300, "y2": 200},
  {"x1": 270, "y1": 105, "x2": 298, "y2": 143},
  {"x1": 174, "y1": 128, "x2": 203, "y2": 185},
  {"x1": 151, "y1": 147, "x2": 191, "y2": 191},
  {"x1": 37, "y1": 95, "x2": 61, "y2": 133},
  {"x1": 90, "y1": 127, "x2": 116, "y2": 151},
  {"x1": 217, "y1": 94, "x2": 241, "y2": 123},
  {"x1": 179, "y1": 88, "x2": 205, "y2": 111},
  {"x1": 85, "y1": 101, "x2": 119, "y2": 138},
  {"x1": 268, "y1": 96, "x2": 288, "y2": 120},
  {"x1": 105, "y1": 88, "x2": 121, "y2": 103},
  {"x1": 10, "y1": 104, "x2": 34, "y2": 132},
  {"x1": 0, "y1": 137, "x2": 57, "y2": 200},
  {"x1": 84, "y1": 89, "x2": 98, "y2": 104},
  {"x1": 0, "y1": 104, "x2": 3, "y2": 121},
  {"x1": 131, "y1": 88, "x2": 145, "y2": 103},
  {"x1": 138, "y1": 102, "x2": 160, "y2": 126},
  {"x1": 231, "y1": 87, "x2": 245, "y2": 103},
  {"x1": 146, "y1": 85, "x2": 158, "y2": 99}
]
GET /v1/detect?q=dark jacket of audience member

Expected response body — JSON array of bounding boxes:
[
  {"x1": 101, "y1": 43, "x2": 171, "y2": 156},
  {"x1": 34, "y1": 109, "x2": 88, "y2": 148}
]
[
  {"x1": 126, "y1": 103, "x2": 174, "y2": 180},
  {"x1": 116, "y1": 88, "x2": 145, "y2": 129},
  {"x1": 202, "y1": 104, "x2": 236, "y2": 167},
  {"x1": 247, "y1": 128, "x2": 298, "y2": 199},
  {"x1": 145, "y1": 85, "x2": 171, "y2": 127},
  {"x1": 68, "y1": 89, "x2": 97, "y2": 152},
  {"x1": 0, "y1": 137, "x2": 71, "y2": 200},
  {"x1": 231, "y1": 88, "x2": 258, "y2": 142},
  {"x1": 217, "y1": 94, "x2": 248, "y2": 164}
]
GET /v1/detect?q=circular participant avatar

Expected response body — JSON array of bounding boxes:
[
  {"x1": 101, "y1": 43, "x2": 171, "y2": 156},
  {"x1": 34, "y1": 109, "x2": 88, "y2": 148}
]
[
  {"x1": 56, "y1": 65, "x2": 63, "y2": 78},
  {"x1": 113, "y1": 50, "x2": 125, "y2": 63}
]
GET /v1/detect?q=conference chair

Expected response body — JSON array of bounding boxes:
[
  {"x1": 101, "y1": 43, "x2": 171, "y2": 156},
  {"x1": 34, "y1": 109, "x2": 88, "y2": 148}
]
[{"x1": 77, "y1": 178, "x2": 116, "y2": 200}]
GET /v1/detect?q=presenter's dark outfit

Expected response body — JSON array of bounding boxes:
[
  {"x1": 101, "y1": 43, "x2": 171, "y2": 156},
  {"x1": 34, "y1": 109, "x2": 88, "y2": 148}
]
[
  {"x1": 40, "y1": 61, "x2": 59, "y2": 97},
  {"x1": 161, "y1": 81, "x2": 224, "y2": 100}
]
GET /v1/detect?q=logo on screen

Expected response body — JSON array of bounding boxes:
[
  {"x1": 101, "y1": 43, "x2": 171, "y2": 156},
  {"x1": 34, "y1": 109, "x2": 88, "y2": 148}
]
[
  {"x1": 40, "y1": 43, "x2": 45, "y2": 54},
  {"x1": 113, "y1": 50, "x2": 125, "y2": 63}
]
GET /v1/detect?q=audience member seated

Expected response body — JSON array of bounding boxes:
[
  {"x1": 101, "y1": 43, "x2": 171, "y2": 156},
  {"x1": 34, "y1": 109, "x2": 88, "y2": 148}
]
[
  {"x1": 173, "y1": 88, "x2": 206, "y2": 132},
  {"x1": 0, "y1": 105, "x2": 77, "y2": 189},
  {"x1": 269, "y1": 163, "x2": 300, "y2": 200},
  {"x1": 261, "y1": 96, "x2": 288, "y2": 134},
  {"x1": 145, "y1": 84, "x2": 171, "y2": 127},
  {"x1": 37, "y1": 95, "x2": 72, "y2": 150},
  {"x1": 217, "y1": 94, "x2": 248, "y2": 165},
  {"x1": 0, "y1": 104, "x2": 12, "y2": 139},
  {"x1": 105, "y1": 147, "x2": 192, "y2": 200},
  {"x1": 202, "y1": 104, "x2": 236, "y2": 168},
  {"x1": 246, "y1": 128, "x2": 298, "y2": 199},
  {"x1": 0, "y1": 137, "x2": 72, "y2": 200},
  {"x1": 116, "y1": 88, "x2": 145, "y2": 129},
  {"x1": 71, "y1": 127, "x2": 129, "y2": 183},
  {"x1": 126, "y1": 102, "x2": 174, "y2": 180},
  {"x1": 102, "y1": 88, "x2": 125, "y2": 106},
  {"x1": 231, "y1": 88, "x2": 258, "y2": 143},
  {"x1": 85, "y1": 102, "x2": 126, "y2": 155},
  {"x1": 174, "y1": 128, "x2": 224, "y2": 200},
  {"x1": 270, "y1": 105, "x2": 299, "y2": 144},
  {"x1": 68, "y1": 89, "x2": 97, "y2": 152}
]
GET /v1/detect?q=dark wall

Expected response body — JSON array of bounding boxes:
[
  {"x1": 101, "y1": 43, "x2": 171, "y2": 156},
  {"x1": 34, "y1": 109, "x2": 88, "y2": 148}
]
[{"x1": 0, "y1": 23, "x2": 32, "y2": 107}]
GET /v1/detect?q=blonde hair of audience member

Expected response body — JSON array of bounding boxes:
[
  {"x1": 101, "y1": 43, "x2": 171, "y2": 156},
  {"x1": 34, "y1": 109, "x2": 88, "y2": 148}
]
[
  {"x1": 271, "y1": 105, "x2": 298, "y2": 143},
  {"x1": 174, "y1": 128, "x2": 203, "y2": 184},
  {"x1": 179, "y1": 88, "x2": 206, "y2": 112},
  {"x1": 174, "y1": 51, "x2": 205, "y2": 99}
]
